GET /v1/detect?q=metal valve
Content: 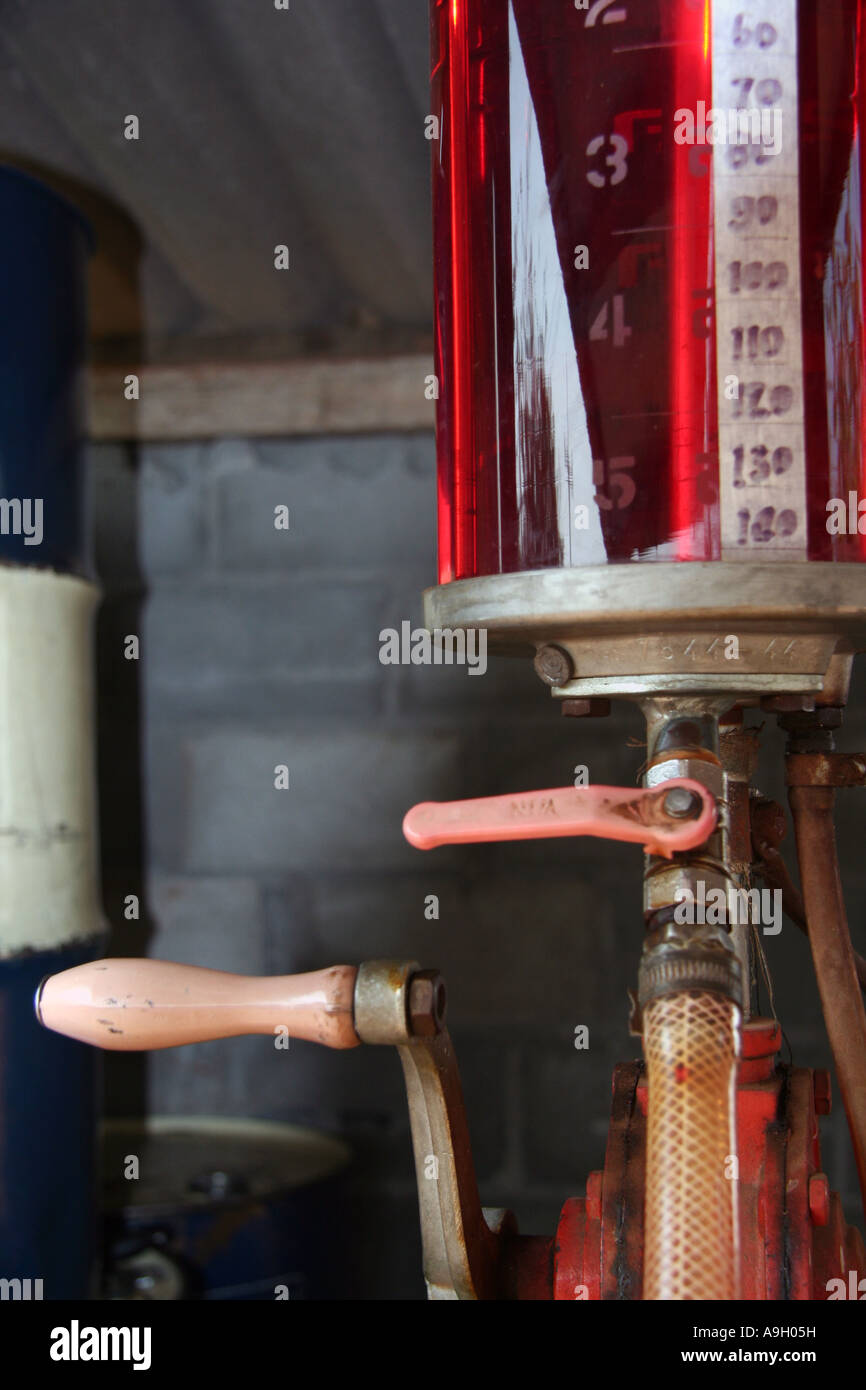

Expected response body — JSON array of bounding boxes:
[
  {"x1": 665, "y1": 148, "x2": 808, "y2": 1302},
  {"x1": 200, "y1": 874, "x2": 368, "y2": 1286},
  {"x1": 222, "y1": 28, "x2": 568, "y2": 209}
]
[{"x1": 403, "y1": 776, "x2": 716, "y2": 857}]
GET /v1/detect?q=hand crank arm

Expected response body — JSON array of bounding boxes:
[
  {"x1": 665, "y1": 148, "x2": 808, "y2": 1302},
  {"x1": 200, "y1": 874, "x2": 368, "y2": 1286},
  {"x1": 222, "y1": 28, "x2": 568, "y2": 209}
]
[
  {"x1": 403, "y1": 777, "x2": 716, "y2": 858},
  {"x1": 353, "y1": 960, "x2": 503, "y2": 1299},
  {"x1": 36, "y1": 955, "x2": 503, "y2": 1299}
]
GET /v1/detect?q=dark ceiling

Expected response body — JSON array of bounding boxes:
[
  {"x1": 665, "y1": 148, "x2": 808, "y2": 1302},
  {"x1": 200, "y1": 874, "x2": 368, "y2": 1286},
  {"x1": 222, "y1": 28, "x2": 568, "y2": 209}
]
[{"x1": 0, "y1": 0, "x2": 433, "y2": 363}]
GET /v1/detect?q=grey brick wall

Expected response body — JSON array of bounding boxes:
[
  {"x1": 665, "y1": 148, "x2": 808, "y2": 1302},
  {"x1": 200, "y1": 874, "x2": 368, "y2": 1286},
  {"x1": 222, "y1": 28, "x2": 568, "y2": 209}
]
[{"x1": 91, "y1": 432, "x2": 866, "y2": 1300}]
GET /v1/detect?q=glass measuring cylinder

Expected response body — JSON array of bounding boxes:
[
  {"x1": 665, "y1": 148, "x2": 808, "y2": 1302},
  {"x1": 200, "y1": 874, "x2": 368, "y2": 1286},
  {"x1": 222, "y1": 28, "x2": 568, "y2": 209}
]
[{"x1": 431, "y1": 0, "x2": 866, "y2": 582}]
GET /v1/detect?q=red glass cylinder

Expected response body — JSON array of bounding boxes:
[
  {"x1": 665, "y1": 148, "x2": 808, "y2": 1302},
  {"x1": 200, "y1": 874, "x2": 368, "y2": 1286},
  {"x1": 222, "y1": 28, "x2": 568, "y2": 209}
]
[{"x1": 431, "y1": 0, "x2": 866, "y2": 582}]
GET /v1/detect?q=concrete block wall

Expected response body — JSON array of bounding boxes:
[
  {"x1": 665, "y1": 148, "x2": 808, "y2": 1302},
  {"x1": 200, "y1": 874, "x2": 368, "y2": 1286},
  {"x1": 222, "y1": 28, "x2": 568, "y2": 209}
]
[{"x1": 91, "y1": 432, "x2": 866, "y2": 1299}]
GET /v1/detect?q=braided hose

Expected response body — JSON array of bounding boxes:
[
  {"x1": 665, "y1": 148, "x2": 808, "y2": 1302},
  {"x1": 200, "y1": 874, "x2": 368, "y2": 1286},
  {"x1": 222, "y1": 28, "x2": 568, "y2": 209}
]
[{"x1": 643, "y1": 989, "x2": 741, "y2": 1300}]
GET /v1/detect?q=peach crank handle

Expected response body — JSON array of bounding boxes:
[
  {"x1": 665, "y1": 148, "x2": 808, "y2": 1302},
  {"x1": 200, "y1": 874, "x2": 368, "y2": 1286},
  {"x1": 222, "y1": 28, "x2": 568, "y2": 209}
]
[
  {"x1": 35, "y1": 958, "x2": 360, "y2": 1051},
  {"x1": 403, "y1": 778, "x2": 716, "y2": 858}
]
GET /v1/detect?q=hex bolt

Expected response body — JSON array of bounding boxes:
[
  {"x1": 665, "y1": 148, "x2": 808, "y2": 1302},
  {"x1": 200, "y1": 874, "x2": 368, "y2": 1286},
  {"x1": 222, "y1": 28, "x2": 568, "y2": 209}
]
[
  {"x1": 408, "y1": 970, "x2": 447, "y2": 1038},
  {"x1": 533, "y1": 644, "x2": 574, "y2": 687},
  {"x1": 808, "y1": 1172, "x2": 830, "y2": 1227},
  {"x1": 760, "y1": 695, "x2": 816, "y2": 714},
  {"x1": 663, "y1": 786, "x2": 703, "y2": 820},
  {"x1": 561, "y1": 698, "x2": 611, "y2": 719},
  {"x1": 778, "y1": 706, "x2": 843, "y2": 755}
]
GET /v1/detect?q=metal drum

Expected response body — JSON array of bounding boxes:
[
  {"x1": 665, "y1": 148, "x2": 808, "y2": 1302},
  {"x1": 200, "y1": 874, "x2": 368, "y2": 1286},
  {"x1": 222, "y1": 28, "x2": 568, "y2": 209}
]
[{"x1": 102, "y1": 1119, "x2": 352, "y2": 1301}]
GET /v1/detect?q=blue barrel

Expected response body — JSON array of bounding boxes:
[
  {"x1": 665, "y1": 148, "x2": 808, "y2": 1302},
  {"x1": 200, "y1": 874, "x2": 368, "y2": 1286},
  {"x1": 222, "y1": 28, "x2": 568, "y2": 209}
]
[
  {"x1": 0, "y1": 167, "x2": 92, "y2": 573},
  {"x1": 0, "y1": 166, "x2": 103, "y2": 1299},
  {"x1": 0, "y1": 946, "x2": 101, "y2": 1299}
]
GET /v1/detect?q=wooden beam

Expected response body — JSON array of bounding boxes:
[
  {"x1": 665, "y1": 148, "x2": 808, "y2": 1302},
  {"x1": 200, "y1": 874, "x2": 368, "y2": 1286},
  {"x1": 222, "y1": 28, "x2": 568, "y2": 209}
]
[{"x1": 88, "y1": 355, "x2": 436, "y2": 441}]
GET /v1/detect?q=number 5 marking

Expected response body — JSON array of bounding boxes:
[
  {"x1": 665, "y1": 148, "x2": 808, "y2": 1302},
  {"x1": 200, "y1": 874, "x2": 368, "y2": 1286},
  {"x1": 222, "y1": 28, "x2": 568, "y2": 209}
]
[
  {"x1": 594, "y1": 456, "x2": 636, "y2": 509},
  {"x1": 586, "y1": 133, "x2": 629, "y2": 187},
  {"x1": 585, "y1": 0, "x2": 627, "y2": 25}
]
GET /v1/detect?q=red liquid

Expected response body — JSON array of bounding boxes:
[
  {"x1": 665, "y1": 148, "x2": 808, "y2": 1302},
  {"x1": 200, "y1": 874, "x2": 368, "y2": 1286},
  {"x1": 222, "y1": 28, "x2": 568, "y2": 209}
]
[{"x1": 431, "y1": 0, "x2": 866, "y2": 581}]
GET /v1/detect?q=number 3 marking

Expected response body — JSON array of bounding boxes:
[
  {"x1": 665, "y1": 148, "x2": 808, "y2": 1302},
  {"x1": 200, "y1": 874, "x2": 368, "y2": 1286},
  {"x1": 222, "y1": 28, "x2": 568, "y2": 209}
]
[{"x1": 586, "y1": 133, "x2": 629, "y2": 187}]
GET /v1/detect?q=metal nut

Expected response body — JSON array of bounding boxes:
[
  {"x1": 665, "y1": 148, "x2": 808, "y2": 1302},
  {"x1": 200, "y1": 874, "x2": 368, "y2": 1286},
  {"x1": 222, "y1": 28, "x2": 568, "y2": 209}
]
[
  {"x1": 663, "y1": 786, "x2": 703, "y2": 820},
  {"x1": 561, "y1": 698, "x2": 611, "y2": 719},
  {"x1": 760, "y1": 695, "x2": 816, "y2": 713},
  {"x1": 408, "y1": 970, "x2": 447, "y2": 1037}
]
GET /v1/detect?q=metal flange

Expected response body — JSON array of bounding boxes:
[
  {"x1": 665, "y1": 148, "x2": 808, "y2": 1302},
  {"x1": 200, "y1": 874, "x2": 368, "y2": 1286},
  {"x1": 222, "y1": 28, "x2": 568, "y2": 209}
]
[{"x1": 424, "y1": 564, "x2": 866, "y2": 698}]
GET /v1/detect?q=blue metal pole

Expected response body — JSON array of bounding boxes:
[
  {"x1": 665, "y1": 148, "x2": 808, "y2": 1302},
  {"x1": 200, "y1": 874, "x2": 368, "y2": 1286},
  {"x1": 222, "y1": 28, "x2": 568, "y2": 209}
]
[{"x1": 0, "y1": 166, "x2": 104, "y2": 1299}]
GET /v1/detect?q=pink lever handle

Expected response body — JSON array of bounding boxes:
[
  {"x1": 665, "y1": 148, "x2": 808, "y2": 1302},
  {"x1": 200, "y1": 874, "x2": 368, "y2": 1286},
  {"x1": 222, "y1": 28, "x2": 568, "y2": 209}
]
[
  {"x1": 403, "y1": 778, "x2": 716, "y2": 858},
  {"x1": 35, "y1": 958, "x2": 360, "y2": 1052}
]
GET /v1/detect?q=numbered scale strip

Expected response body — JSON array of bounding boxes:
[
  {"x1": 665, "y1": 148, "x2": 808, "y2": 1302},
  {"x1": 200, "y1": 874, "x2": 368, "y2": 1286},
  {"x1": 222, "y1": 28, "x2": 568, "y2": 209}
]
[{"x1": 713, "y1": 0, "x2": 808, "y2": 560}]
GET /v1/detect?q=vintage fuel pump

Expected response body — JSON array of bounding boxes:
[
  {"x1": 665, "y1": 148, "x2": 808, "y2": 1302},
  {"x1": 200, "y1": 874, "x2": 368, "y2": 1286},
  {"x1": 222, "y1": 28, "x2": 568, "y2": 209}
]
[{"x1": 38, "y1": 0, "x2": 866, "y2": 1299}]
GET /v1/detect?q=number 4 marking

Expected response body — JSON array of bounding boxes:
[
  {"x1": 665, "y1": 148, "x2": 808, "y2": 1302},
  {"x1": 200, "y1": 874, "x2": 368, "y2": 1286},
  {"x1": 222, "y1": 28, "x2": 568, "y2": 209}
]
[
  {"x1": 585, "y1": 0, "x2": 627, "y2": 25},
  {"x1": 590, "y1": 295, "x2": 632, "y2": 346}
]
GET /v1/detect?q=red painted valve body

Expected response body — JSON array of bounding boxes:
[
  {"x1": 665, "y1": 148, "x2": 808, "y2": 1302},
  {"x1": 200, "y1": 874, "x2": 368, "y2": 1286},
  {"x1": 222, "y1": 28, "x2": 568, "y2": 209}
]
[{"x1": 501, "y1": 1020, "x2": 864, "y2": 1299}]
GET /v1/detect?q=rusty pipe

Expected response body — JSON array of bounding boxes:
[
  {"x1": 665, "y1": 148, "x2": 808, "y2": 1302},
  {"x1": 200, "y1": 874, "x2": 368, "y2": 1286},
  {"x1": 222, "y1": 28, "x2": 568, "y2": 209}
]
[
  {"x1": 751, "y1": 797, "x2": 866, "y2": 992},
  {"x1": 753, "y1": 837, "x2": 866, "y2": 992},
  {"x1": 788, "y1": 786, "x2": 866, "y2": 1216}
]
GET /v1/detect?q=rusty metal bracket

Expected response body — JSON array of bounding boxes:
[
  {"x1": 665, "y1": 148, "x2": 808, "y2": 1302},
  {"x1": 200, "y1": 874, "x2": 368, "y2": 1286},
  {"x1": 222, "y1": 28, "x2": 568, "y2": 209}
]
[
  {"x1": 786, "y1": 752, "x2": 866, "y2": 786},
  {"x1": 353, "y1": 959, "x2": 505, "y2": 1300}
]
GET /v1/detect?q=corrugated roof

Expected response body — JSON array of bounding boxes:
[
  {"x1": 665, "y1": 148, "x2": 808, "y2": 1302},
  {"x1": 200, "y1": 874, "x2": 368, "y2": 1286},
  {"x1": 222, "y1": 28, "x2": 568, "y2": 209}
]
[{"x1": 0, "y1": 0, "x2": 433, "y2": 362}]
